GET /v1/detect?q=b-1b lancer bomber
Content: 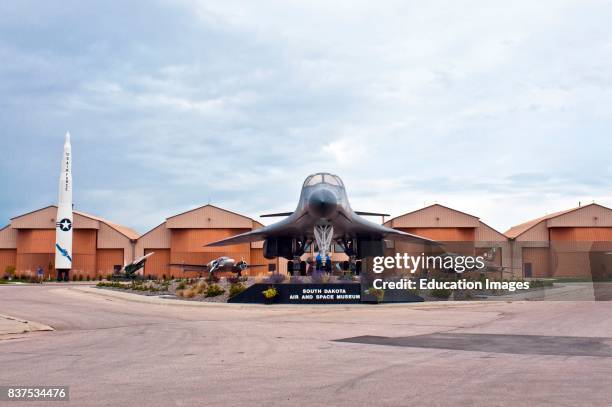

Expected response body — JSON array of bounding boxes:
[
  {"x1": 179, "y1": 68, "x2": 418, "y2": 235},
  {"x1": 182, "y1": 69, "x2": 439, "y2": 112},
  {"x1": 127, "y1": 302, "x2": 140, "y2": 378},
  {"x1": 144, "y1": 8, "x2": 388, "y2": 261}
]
[{"x1": 208, "y1": 173, "x2": 436, "y2": 273}]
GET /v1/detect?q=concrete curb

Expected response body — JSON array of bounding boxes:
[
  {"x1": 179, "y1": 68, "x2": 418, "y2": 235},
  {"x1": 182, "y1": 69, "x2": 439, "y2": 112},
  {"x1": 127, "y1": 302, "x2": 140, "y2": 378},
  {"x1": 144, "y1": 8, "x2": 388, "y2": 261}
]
[
  {"x1": 0, "y1": 313, "x2": 54, "y2": 335},
  {"x1": 68, "y1": 286, "x2": 509, "y2": 310}
]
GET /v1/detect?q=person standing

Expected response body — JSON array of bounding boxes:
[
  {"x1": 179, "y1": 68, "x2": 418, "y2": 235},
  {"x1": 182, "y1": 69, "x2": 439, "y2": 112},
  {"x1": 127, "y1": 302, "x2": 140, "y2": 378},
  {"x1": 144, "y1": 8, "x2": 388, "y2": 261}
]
[{"x1": 316, "y1": 253, "x2": 322, "y2": 271}]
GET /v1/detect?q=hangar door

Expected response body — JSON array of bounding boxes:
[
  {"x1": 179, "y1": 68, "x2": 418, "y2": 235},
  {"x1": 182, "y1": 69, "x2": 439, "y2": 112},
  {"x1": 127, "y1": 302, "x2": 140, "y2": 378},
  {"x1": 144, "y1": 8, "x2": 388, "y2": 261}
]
[
  {"x1": 97, "y1": 249, "x2": 124, "y2": 277},
  {"x1": 144, "y1": 249, "x2": 170, "y2": 279},
  {"x1": 522, "y1": 248, "x2": 549, "y2": 278}
]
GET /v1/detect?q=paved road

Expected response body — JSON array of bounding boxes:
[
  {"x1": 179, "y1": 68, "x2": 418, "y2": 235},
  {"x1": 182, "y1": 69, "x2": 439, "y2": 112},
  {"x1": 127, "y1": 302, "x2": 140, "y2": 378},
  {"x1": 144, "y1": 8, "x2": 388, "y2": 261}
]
[{"x1": 0, "y1": 285, "x2": 610, "y2": 406}]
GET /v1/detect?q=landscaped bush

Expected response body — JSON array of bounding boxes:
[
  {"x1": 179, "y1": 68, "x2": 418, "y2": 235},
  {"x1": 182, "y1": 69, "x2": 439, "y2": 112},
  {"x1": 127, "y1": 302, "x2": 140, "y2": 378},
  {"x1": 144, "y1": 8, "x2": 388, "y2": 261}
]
[
  {"x1": 229, "y1": 283, "x2": 246, "y2": 298},
  {"x1": 227, "y1": 274, "x2": 247, "y2": 284},
  {"x1": 261, "y1": 286, "x2": 278, "y2": 303},
  {"x1": 529, "y1": 279, "x2": 553, "y2": 289},
  {"x1": 206, "y1": 273, "x2": 220, "y2": 284},
  {"x1": 366, "y1": 288, "x2": 385, "y2": 303},
  {"x1": 310, "y1": 270, "x2": 330, "y2": 284},
  {"x1": 430, "y1": 288, "x2": 452, "y2": 299},
  {"x1": 97, "y1": 281, "x2": 129, "y2": 289},
  {"x1": 205, "y1": 284, "x2": 225, "y2": 297},
  {"x1": 183, "y1": 288, "x2": 196, "y2": 298},
  {"x1": 177, "y1": 281, "x2": 207, "y2": 298},
  {"x1": 264, "y1": 273, "x2": 286, "y2": 284},
  {"x1": 4, "y1": 265, "x2": 16, "y2": 280}
]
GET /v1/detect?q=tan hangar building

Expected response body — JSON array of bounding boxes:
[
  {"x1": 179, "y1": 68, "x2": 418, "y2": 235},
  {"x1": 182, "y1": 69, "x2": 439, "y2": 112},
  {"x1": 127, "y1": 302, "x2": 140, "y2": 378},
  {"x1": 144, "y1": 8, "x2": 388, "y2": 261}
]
[
  {"x1": 505, "y1": 203, "x2": 612, "y2": 279},
  {"x1": 0, "y1": 205, "x2": 138, "y2": 279},
  {"x1": 135, "y1": 204, "x2": 276, "y2": 279}
]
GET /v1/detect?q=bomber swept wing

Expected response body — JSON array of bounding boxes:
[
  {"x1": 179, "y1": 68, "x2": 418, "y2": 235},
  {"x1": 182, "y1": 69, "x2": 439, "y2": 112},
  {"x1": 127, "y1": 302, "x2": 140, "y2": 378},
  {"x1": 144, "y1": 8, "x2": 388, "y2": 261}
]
[{"x1": 207, "y1": 173, "x2": 437, "y2": 263}]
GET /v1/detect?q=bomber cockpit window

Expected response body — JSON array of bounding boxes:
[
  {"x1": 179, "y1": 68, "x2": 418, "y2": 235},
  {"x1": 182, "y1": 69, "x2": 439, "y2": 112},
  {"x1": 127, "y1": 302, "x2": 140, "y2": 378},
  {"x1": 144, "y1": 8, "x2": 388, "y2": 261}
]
[
  {"x1": 306, "y1": 174, "x2": 324, "y2": 186},
  {"x1": 324, "y1": 174, "x2": 343, "y2": 186}
]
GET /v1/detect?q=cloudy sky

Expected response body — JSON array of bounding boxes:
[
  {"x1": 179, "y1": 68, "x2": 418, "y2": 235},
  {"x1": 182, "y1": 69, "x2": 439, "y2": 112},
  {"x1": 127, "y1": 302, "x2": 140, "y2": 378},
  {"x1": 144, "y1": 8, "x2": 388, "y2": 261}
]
[{"x1": 1, "y1": 0, "x2": 611, "y2": 233}]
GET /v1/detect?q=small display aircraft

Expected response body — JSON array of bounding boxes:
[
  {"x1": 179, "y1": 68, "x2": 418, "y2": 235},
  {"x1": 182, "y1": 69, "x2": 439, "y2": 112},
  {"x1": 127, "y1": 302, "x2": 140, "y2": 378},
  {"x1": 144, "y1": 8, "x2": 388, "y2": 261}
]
[
  {"x1": 169, "y1": 256, "x2": 265, "y2": 278},
  {"x1": 112, "y1": 252, "x2": 154, "y2": 280}
]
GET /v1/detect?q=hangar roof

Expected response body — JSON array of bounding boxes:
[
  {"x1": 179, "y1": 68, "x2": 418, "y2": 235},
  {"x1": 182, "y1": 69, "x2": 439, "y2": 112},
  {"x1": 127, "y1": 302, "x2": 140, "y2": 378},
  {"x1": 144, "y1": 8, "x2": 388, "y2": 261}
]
[
  {"x1": 73, "y1": 209, "x2": 139, "y2": 240},
  {"x1": 165, "y1": 204, "x2": 264, "y2": 229},
  {"x1": 9, "y1": 205, "x2": 139, "y2": 240},
  {"x1": 504, "y1": 203, "x2": 612, "y2": 239},
  {"x1": 384, "y1": 204, "x2": 480, "y2": 228}
]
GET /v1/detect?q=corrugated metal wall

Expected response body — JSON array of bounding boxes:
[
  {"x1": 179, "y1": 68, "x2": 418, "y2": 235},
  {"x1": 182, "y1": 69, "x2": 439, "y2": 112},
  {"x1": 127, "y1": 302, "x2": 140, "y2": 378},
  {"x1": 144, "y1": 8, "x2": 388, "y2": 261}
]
[
  {"x1": 171, "y1": 228, "x2": 252, "y2": 252},
  {"x1": 0, "y1": 227, "x2": 17, "y2": 249},
  {"x1": 144, "y1": 248, "x2": 170, "y2": 279},
  {"x1": 72, "y1": 230, "x2": 97, "y2": 278},
  {"x1": 16, "y1": 229, "x2": 55, "y2": 253},
  {"x1": 249, "y1": 248, "x2": 277, "y2": 276},
  {"x1": 515, "y1": 221, "x2": 549, "y2": 242},
  {"x1": 97, "y1": 223, "x2": 134, "y2": 265},
  {"x1": 522, "y1": 247, "x2": 550, "y2": 278},
  {"x1": 170, "y1": 229, "x2": 252, "y2": 269},
  {"x1": 14, "y1": 230, "x2": 56, "y2": 278},
  {"x1": 0, "y1": 249, "x2": 17, "y2": 276},
  {"x1": 15, "y1": 253, "x2": 54, "y2": 278},
  {"x1": 547, "y1": 204, "x2": 612, "y2": 227},
  {"x1": 135, "y1": 223, "x2": 171, "y2": 257},
  {"x1": 397, "y1": 227, "x2": 475, "y2": 242},
  {"x1": 386, "y1": 205, "x2": 479, "y2": 228},
  {"x1": 166, "y1": 205, "x2": 254, "y2": 229},
  {"x1": 11, "y1": 206, "x2": 100, "y2": 230},
  {"x1": 550, "y1": 227, "x2": 612, "y2": 241},
  {"x1": 475, "y1": 222, "x2": 507, "y2": 241},
  {"x1": 96, "y1": 249, "x2": 124, "y2": 277}
]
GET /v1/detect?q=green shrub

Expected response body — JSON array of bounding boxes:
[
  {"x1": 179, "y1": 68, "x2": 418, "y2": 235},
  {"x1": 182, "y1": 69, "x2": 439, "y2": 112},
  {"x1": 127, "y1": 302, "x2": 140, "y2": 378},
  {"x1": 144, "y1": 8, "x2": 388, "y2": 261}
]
[
  {"x1": 205, "y1": 284, "x2": 225, "y2": 297},
  {"x1": 206, "y1": 273, "x2": 220, "y2": 284},
  {"x1": 367, "y1": 288, "x2": 385, "y2": 303},
  {"x1": 4, "y1": 265, "x2": 16, "y2": 279},
  {"x1": 530, "y1": 279, "x2": 553, "y2": 289},
  {"x1": 229, "y1": 283, "x2": 246, "y2": 298},
  {"x1": 430, "y1": 288, "x2": 452, "y2": 299},
  {"x1": 97, "y1": 281, "x2": 129, "y2": 289},
  {"x1": 262, "y1": 286, "x2": 278, "y2": 300}
]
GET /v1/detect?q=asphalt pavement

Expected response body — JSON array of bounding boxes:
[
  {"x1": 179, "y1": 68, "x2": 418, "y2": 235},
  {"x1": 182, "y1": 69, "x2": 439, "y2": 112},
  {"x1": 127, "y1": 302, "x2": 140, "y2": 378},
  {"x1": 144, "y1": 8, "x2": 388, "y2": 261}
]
[{"x1": 0, "y1": 284, "x2": 610, "y2": 406}]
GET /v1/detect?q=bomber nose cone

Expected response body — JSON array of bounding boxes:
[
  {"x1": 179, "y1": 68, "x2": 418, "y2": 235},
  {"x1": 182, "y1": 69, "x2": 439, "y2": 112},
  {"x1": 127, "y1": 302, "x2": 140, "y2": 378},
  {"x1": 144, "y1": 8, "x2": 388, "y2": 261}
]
[{"x1": 309, "y1": 189, "x2": 338, "y2": 218}]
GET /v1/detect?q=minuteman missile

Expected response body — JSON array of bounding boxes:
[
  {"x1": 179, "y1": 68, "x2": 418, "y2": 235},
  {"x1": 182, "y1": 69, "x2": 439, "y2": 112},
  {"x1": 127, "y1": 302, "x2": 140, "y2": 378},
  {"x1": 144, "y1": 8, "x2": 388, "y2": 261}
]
[{"x1": 55, "y1": 132, "x2": 73, "y2": 274}]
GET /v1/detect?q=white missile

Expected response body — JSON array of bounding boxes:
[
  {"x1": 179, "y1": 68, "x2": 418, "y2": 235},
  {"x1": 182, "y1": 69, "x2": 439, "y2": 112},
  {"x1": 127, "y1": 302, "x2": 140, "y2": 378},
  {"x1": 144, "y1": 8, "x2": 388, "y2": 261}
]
[{"x1": 55, "y1": 132, "x2": 73, "y2": 270}]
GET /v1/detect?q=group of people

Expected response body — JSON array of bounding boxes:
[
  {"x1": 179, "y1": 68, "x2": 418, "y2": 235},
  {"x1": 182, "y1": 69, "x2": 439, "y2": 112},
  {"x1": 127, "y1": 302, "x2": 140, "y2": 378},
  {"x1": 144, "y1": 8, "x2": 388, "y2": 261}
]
[{"x1": 312, "y1": 253, "x2": 333, "y2": 273}]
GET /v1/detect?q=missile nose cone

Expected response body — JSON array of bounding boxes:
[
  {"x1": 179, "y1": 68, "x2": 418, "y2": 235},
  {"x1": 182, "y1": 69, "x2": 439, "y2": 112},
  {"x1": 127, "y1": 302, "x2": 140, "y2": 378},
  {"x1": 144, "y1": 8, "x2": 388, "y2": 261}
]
[
  {"x1": 309, "y1": 189, "x2": 338, "y2": 218},
  {"x1": 65, "y1": 132, "x2": 71, "y2": 143}
]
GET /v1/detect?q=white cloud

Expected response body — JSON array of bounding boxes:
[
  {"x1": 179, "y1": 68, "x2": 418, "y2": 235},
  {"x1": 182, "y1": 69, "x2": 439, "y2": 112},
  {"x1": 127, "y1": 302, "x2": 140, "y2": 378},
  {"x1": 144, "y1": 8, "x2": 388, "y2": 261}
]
[{"x1": 0, "y1": 0, "x2": 611, "y2": 232}]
